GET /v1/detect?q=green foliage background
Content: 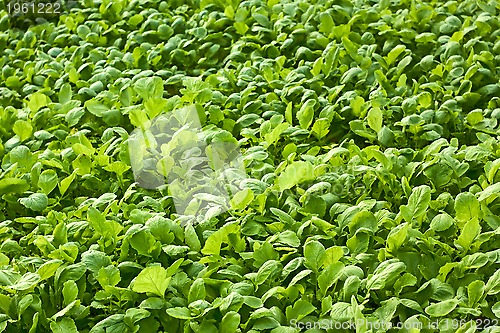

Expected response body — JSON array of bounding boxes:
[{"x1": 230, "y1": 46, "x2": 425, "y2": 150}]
[{"x1": 0, "y1": 0, "x2": 500, "y2": 332}]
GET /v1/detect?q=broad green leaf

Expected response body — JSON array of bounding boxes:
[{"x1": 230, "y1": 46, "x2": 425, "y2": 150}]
[
  {"x1": 341, "y1": 36, "x2": 362, "y2": 63},
  {"x1": 319, "y1": 12, "x2": 334, "y2": 34},
  {"x1": 366, "y1": 260, "x2": 406, "y2": 290},
  {"x1": 59, "y1": 83, "x2": 72, "y2": 104},
  {"x1": 230, "y1": 188, "x2": 254, "y2": 210},
  {"x1": 386, "y1": 45, "x2": 406, "y2": 65},
  {"x1": 285, "y1": 102, "x2": 293, "y2": 125},
  {"x1": 270, "y1": 208, "x2": 295, "y2": 225},
  {"x1": 129, "y1": 108, "x2": 150, "y2": 128},
  {"x1": 50, "y1": 318, "x2": 78, "y2": 333},
  {"x1": 282, "y1": 257, "x2": 304, "y2": 279},
  {"x1": 131, "y1": 266, "x2": 171, "y2": 297},
  {"x1": 13, "y1": 120, "x2": 33, "y2": 142},
  {"x1": 85, "y1": 100, "x2": 109, "y2": 117},
  {"x1": 264, "y1": 122, "x2": 289, "y2": 147},
  {"x1": 166, "y1": 307, "x2": 192, "y2": 319},
  {"x1": 255, "y1": 260, "x2": 281, "y2": 286},
  {"x1": 253, "y1": 13, "x2": 271, "y2": 28},
  {"x1": 19, "y1": 193, "x2": 48, "y2": 211},
  {"x1": 277, "y1": 161, "x2": 315, "y2": 191},
  {"x1": 430, "y1": 213, "x2": 454, "y2": 232},
  {"x1": 130, "y1": 230, "x2": 156, "y2": 255},
  {"x1": 185, "y1": 223, "x2": 201, "y2": 251},
  {"x1": 425, "y1": 299, "x2": 459, "y2": 317},
  {"x1": 477, "y1": 182, "x2": 500, "y2": 202},
  {"x1": 220, "y1": 311, "x2": 240, "y2": 333},
  {"x1": 304, "y1": 240, "x2": 325, "y2": 272},
  {"x1": 38, "y1": 170, "x2": 58, "y2": 195},
  {"x1": 485, "y1": 269, "x2": 500, "y2": 295},
  {"x1": 128, "y1": 14, "x2": 144, "y2": 26},
  {"x1": 374, "y1": 298, "x2": 400, "y2": 323},
  {"x1": 81, "y1": 249, "x2": 112, "y2": 274},
  {"x1": 311, "y1": 118, "x2": 330, "y2": 140},
  {"x1": 296, "y1": 99, "x2": 316, "y2": 130},
  {"x1": 62, "y1": 280, "x2": 78, "y2": 304},
  {"x1": 330, "y1": 302, "x2": 353, "y2": 321},
  {"x1": 9, "y1": 272, "x2": 40, "y2": 291},
  {"x1": 65, "y1": 107, "x2": 85, "y2": 127},
  {"x1": 454, "y1": 218, "x2": 480, "y2": 252},
  {"x1": 341, "y1": 67, "x2": 364, "y2": 85},
  {"x1": 367, "y1": 107, "x2": 383, "y2": 132},
  {"x1": 400, "y1": 185, "x2": 431, "y2": 224},
  {"x1": 285, "y1": 300, "x2": 316, "y2": 322},
  {"x1": 89, "y1": 314, "x2": 127, "y2": 333},
  {"x1": 493, "y1": 301, "x2": 500, "y2": 317},
  {"x1": 462, "y1": 253, "x2": 488, "y2": 269},
  {"x1": 323, "y1": 246, "x2": 343, "y2": 266},
  {"x1": 455, "y1": 192, "x2": 480, "y2": 223},
  {"x1": 201, "y1": 223, "x2": 240, "y2": 256},
  {"x1": 165, "y1": 258, "x2": 184, "y2": 277},
  {"x1": 386, "y1": 223, "x2": 409, "y2": 252},
  {"x1": 28, "y1": 92, "x2": 49, "y2": 113},
  {"x1": 288, "y1": 269, "x2": 312, "y2": 287},
  {"x1": 97, "y1": 266, "x2": 121, "y2": 288},
  {"x1": 58, "y1": 171, "x2": 76, "y2": 196},
  {"x1": 188, "y1": 278, "x2": 206, "y2": 303},
  {"x1": 125, "y1": 308, "x2": 150, "y2": 324},
  {"x1": 467, "y1": 280, "x2": 485, "y2": 307},
  {"x1": 134, "y1": 76, "x2": 163, "y2": 100},
  {"x1": 37, "y1": 260, "x2": 63, "y2": 280},
  {"x1": 342, "y1": 276, "x2": 361, "y2": 301},
  {"x1": 234, "y1": 22, "x2": 248, "y2": 35},
  {"x1": 0, "y1": 178, "x2": 30, "y2": 195},
  {"x1": 318, "y1": 262, "x2": 344, "y2": 296}
]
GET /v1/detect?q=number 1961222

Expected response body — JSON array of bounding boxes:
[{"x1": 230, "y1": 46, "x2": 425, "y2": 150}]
[
  {"x1": 6, "y1": 1, "x2": 61, "y2": 15},
  {"x1": 3, "y1": 0, "x2": 68, "y2": 29}
]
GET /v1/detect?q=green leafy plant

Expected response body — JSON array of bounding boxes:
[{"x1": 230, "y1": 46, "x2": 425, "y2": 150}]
[{"x1": 0, "y1": 0, "x2": 499, "y2": 332}]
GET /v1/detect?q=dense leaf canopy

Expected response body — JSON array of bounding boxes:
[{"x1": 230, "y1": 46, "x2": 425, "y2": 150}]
[{"x1": 0, "y1": 0, "x2": 500, "y2": 332}]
